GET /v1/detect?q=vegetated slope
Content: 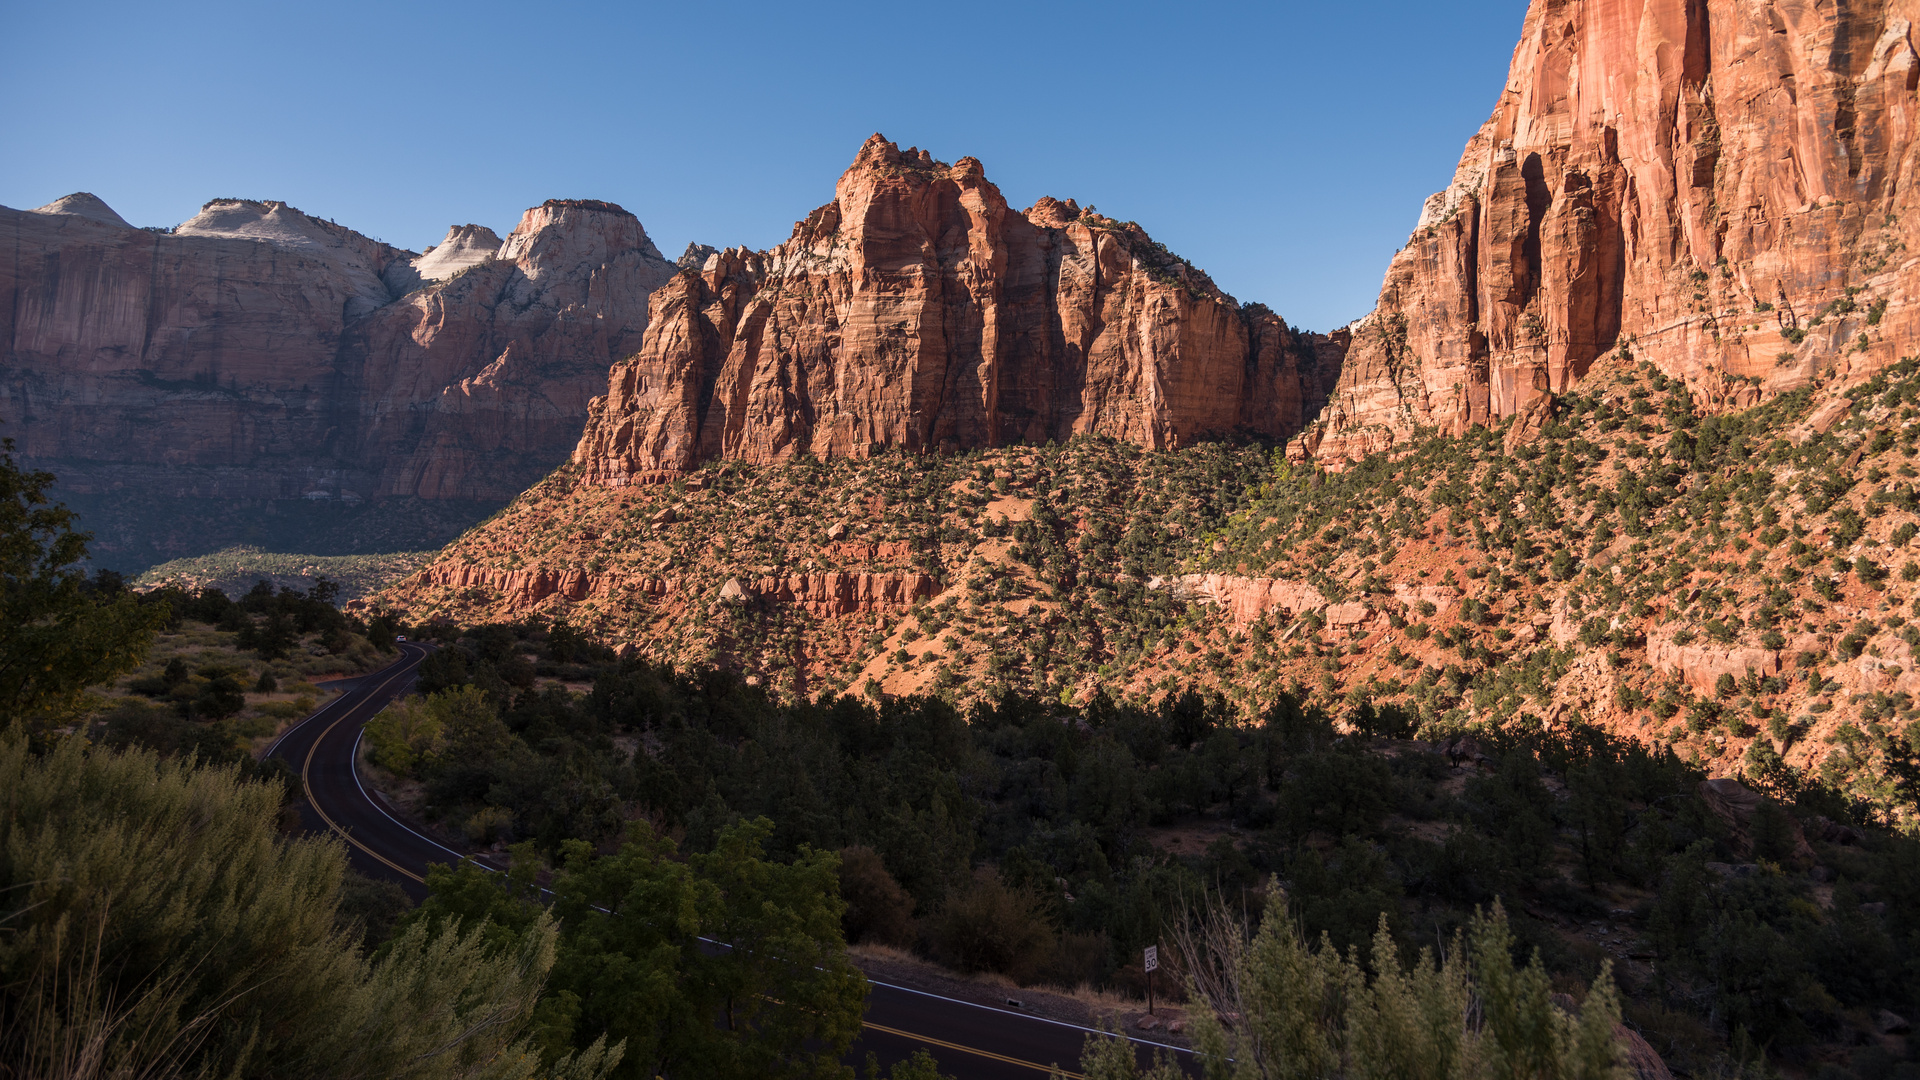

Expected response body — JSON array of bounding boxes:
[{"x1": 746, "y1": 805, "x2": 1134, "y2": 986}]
[
  {"x1": 378, "y1": 438, "x2": 1268, "y2": 697},
  {"x1": 1301, "y1": 0, "x2": 1920, "y2": 462},
  {"x1": 372, "y1": 622, "x2": 1920, "y2": 1076},
  {"x1": 384, "y1": 354, "x2": 1920, "y2": 829},
  {"x1": 79, "y1": 581, "x2": 393, "y2": 769},
  {"x1": 136, "y1": 546, "x2": 435, "y2": 603},
  {"x1": 1206, "y1": 353, "x2": 1920, "y2": 830}
]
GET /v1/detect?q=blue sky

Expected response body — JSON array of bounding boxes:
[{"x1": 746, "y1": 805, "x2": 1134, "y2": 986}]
[{"x1": 2, "y1": 1, "x2": 1523, "y2": 332}]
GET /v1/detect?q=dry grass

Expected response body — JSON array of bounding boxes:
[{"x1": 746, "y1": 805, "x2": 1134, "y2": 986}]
[{"x1": 846, "y1": 942, "x2": 919, "y2": 965}]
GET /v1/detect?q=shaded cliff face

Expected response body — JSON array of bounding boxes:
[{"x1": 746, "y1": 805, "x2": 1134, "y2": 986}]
[
  {"x1": 1296, "y1": 0, "x2": 1920, "y2": 461},
  {"x1": 0, "y1": 195, "x2": 675, "y2": 515},
  {"x1": 342, "y1": 200, "x2": 677, "y2": 500},
  {"x1": 573, "y1": 136, "x2": 1342, "y2": 484}
]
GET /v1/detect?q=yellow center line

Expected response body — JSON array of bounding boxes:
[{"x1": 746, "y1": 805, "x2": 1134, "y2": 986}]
[
  {"x1": 300, "y1": 650, "x2": 426, "y2": 884},
  {"x1": 861, "y1": 1019, "x2": 1080, "y2": 1078}
]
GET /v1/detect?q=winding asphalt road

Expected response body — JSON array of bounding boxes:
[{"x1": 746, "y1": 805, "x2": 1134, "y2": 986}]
[{"x1": 268, "y1": 646, "x2": 1198, "y2": 1079}]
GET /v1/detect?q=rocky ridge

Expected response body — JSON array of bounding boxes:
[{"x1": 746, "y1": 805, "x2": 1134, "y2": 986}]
[
  {"x1": 571, "y1": 136, "x2": 1343, "y2": 483},
  {"x1": 1295, "y1": 0, "x2": 1920, "y2": 462}
]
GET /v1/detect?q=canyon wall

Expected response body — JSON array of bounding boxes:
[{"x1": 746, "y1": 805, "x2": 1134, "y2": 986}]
[
  {"x1": 1295, "y1": 0, "x2": 1920, "y2": 461},
  {"x1": 573, "y1": 136, "x2": 1344, "y2": 483},
  {"x1": 0, "y1": 194, "x2": 675, "y2": 506}
]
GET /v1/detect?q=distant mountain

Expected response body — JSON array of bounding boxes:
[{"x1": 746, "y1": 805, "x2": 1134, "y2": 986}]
[{"x1": 0, "y1": 193, "x2": 676, "y2": 569}]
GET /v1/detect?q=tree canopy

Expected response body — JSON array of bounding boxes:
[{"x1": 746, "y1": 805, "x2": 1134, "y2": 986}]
[
  {"x1": 404, "y1": 819, "x2": 866, "y2": 1080},
  {"x1": 0, "y1": 437, "x2": 167, "y2": 722}
]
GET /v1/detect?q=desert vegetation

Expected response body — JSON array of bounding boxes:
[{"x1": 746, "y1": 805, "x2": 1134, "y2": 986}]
[{"x1": 362, "y1": 620, "x2": 1919, "y2": 1076}]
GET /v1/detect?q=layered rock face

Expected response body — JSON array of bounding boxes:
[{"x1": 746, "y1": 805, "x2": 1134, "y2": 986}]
[
  {"x1": 574, "y1": 136, "x2": 1342, "y2": 483},
  {"x1": 341, "y1": 200, "x2": 677, "y2": 499},
  {"x1": 1296, "y1": 0, "x2": 1920, "y2": 460},
  {"x1": 0, "y1": 194, "x2": 675, "y2": 506}
]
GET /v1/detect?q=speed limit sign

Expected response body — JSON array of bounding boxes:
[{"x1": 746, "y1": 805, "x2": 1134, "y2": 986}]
[{"x1": 1144, "y1": 945, "x2": 1159, "y2": 1014}]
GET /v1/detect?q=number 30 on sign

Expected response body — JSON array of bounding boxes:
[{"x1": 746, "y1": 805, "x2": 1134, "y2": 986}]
[{"x1": 1143, "y1": 945, "x2": 1158, "y2": 972}]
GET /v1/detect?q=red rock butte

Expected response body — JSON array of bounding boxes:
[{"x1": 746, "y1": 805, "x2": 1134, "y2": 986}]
[
  {"x1": 571, "y1": 135, "x2": 1346, "y2": 484},
  {"x1": 1294, "y1": 0, "x2": 1920, "y2": 462}
]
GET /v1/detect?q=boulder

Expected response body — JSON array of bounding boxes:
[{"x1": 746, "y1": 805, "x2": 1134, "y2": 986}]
[
  {"x1": 1615, "y1": 1024, "x2": 1674, "y2": 1080},
  {"x1": 1697, "y1": 778, "x2": 1815, "y2": 862}
]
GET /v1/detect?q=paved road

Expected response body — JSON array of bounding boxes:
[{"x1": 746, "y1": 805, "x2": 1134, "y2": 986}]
[{"x1": 269, "y1": 646, "x2": 1198, "y2": 1079}]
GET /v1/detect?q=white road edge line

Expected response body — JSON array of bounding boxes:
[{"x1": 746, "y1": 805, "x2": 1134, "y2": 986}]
[
  {"x1": 266, "y1": 643, "x2": 422, "y2": 757},
  {"x1": 264, "y1": 671, "x2": 360, "y2": 756},
  {"x1": 859, "y1": 978, "x2": 1198, "y2": 1056},
  {"x1": 350, "y1": 726, "x2": 473, "y2": 864}
]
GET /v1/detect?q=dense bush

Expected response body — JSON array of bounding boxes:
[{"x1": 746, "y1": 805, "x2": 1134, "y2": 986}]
[{"x1": 0, "y1": 729, "x2": 614, "y2": 1080}]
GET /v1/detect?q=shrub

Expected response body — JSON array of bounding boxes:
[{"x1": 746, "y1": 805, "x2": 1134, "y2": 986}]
[
  {"x1": 1549, "y1": 549, "x2": 1577, "y2": 580},
  {"x1": 1838, "y1": 630, "x2": 1871, "y2": 660},
  {"x1": 0, "y1": 731, "x2": 581, "y2": 1080},
  {"x1": 927, "y1": 867, "x2": 1056, "y2": 982},
  {"x1": 840, "y1": 845, "x2": 917, "y2": 947},
  {"x1": 1170, "y1": 901, "x2": 1624, "y2": 1080},
  {"x1": 462, "y1": 805, "x2": 514, "y2": 844}
]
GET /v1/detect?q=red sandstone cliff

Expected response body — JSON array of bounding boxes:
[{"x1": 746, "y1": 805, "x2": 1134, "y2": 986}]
[
  {"x1": 572, "y1": 137, "x2": 1343, "y2": 482},
  {"x1": 0, "y1": 195, "x2": 675, "y2": 503},
  {"x1": 1295, "y1": 0, "x2": 1920, "y2": 461}
]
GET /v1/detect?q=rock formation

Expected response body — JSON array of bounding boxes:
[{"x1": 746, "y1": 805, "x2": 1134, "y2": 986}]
[
  {"x1": 1295, "y1": 0, "x2": 1920, "y2": 461},
  {"x1": 412, "y1": 224, "x2": 504, "y2": 282},
  {"x1": 340, "y1": 199, "x2": 678, "y2": 500},
  {"x1": 0, "y1": 194, "x2": 676, "y2": 511},
  {"x1": 572, "y1": 136, "x2": 1342, "y2": 483}
]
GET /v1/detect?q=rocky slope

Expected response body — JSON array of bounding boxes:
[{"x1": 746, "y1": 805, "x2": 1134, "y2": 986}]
[
  {"x1": 571, "y1": 135, "x2": 1343, "y2": 483},
  {"x1": 382, "y1": 361, "x2": 1920, "y2": 829},
  {"x1": 0, "y1": 193, "x2": 675, "y2": 566},
  {"x1": 1295, "y1": 0, "x2": 1920, "y2": 462}
]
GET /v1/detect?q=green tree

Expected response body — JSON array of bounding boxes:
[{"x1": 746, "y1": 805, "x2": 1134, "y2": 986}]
[
  {"x1": 409, "y1": 818, "x2": 866, "y2": 1080},
  {"x1": 0, "y1": 727, "x2": 618, "y2": 1080},
  {"x1": 367, "y1": 688, "x2": 490, "y2": 774},
  {"x1": 685, "y1": 819, "x2": 867, "y2": 1078},
  {"x1": 0, "y1": 438, "x2": 167, "y2": 722},
  {"x1": 1168, "y1": 889, "x2": 1625, "y2": 1080},
  {"x1": 927, "y1": 866, "x2": 1057, "y2": 980},
  {"x1": 865, "y1": 1049, "x2": 957, "y2": 1080}
]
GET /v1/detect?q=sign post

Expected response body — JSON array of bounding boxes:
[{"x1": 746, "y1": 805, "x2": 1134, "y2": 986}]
[{"x1": 1144, "y1": 945, "x2": 1158, "y2": 1016}]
